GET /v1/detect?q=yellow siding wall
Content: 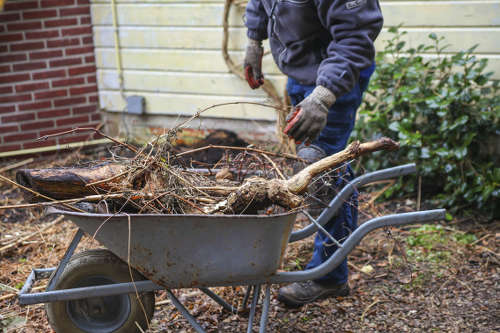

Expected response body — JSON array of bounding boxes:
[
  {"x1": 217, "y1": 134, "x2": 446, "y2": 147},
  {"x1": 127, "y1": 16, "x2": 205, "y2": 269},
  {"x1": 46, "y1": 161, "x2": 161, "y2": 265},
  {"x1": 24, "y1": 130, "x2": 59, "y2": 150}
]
[{"x1": 90, "y1": 0, "x2": 500, "y2": 120}]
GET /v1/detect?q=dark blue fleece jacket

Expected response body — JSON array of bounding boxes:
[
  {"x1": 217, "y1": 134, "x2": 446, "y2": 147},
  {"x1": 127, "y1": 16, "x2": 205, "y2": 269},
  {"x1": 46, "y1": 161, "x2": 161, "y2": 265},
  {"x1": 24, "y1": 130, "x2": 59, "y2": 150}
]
[{"x1": 245, "y1": 0, "x2": 383, "y2": 99}]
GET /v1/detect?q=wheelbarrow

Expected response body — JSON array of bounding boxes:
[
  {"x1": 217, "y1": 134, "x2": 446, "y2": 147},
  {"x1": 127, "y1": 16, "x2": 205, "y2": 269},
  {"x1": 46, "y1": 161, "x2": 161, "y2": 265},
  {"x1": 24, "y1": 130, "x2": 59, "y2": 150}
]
[{"x1": 18, "y1": 163, "x2": 445, "y2": 332}]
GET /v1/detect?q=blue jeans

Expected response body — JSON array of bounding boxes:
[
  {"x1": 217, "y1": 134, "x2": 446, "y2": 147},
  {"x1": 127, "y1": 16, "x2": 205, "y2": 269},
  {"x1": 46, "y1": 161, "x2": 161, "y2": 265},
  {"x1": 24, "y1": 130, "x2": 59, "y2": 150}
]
[{"x1": 286, "y1": 65, "x2": 373, "y2": 284}]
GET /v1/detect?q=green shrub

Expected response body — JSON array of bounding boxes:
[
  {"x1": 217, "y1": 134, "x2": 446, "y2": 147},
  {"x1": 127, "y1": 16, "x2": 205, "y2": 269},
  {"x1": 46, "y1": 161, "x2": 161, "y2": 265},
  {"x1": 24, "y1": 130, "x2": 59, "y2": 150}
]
[{"x1": 354, "y1": 27, "x2": 500, "y2": 218}]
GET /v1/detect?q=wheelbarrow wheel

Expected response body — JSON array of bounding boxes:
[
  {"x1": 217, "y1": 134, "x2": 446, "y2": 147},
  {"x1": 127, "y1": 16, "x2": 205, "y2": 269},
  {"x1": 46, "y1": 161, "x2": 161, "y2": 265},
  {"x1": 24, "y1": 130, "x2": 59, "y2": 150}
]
[{"x1": 45, "y1": 249, "x2": 155, "y2": 333}]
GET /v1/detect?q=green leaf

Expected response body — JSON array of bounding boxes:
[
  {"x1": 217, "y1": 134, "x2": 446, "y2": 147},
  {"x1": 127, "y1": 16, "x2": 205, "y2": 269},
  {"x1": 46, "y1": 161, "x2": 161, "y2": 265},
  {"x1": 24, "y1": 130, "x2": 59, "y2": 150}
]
[
  {"x1": 428, "y1": 32, "x2": 438, "y2": 40},
  {"x1": 445, "y1": 213, "x2": 453, "y2": 221}
]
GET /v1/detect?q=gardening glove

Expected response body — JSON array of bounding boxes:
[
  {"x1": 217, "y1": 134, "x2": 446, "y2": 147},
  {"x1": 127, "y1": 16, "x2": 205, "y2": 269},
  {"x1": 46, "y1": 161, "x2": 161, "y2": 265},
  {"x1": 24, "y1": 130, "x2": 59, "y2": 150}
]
[
  {"x1": 284, "y1": 85, "x2": 336, "y2": 144},
  {"x1": 243, "y1": 38, "x2": 264, "y2": 89}
]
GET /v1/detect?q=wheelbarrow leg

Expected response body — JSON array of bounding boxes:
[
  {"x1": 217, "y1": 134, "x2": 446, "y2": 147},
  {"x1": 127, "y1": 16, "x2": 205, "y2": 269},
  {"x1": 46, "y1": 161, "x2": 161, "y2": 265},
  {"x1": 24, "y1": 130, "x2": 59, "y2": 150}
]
[
  {"x1": 247, "y1": 284, "x2": 261, "y2": 333},
  {"x1": 47, "y1": 228, "x2": 84, "y2": 291},
  {"x1": 259, "y1": 284, "x2": 271, "y2": 333},
  {"x1": 166, "y1": 289, "x2": 205, "y2": 333},
  {"x1": 200, "y1": 287, "x2": 237, "y2": 313},
  {"x1": 242, "y1": 285, "x2": 253, "y2": 310}
]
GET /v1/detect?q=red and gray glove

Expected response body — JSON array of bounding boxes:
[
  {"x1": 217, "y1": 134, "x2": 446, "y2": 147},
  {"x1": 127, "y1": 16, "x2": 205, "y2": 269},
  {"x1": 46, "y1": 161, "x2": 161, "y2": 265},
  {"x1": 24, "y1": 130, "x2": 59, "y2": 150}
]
[
  {"x1": 284, "y1": 86, "x2": 336, "y2": 144},
  {"x1": 243, "y1": 38, "x2": 264, "y2": 89}
]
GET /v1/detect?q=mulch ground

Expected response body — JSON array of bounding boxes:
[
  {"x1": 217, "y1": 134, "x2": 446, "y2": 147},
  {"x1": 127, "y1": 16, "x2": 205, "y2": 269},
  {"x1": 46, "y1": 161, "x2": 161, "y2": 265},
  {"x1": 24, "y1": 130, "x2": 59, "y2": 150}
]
[{"x1": 0, "y1": 152, "x2": 498, "y2": 332}]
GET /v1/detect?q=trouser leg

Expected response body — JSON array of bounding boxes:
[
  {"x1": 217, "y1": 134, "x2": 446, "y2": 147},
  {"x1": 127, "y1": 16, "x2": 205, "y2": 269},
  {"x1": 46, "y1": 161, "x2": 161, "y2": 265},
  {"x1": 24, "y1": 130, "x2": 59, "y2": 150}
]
[{"x1": 286, "y1": 71, "x2": 371, "y2": 284}]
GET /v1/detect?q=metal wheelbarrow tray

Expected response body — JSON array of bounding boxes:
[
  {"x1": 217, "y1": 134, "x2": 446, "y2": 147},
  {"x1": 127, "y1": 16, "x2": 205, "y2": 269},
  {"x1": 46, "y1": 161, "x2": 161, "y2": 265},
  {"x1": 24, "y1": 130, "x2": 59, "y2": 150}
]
[{"x1": 17, "y1": 164, "x2": 446, "y2": 333}]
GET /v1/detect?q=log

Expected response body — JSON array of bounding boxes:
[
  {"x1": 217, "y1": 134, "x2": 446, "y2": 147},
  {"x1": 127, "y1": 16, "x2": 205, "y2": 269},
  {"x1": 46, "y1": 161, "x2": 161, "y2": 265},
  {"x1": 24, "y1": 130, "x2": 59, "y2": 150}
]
[
  {"x1": 16, "y1": 163, "x2": 126, "y2": 201},
  {"x1": 213, "y1": 138, "x2": 399, "y2": 214}
]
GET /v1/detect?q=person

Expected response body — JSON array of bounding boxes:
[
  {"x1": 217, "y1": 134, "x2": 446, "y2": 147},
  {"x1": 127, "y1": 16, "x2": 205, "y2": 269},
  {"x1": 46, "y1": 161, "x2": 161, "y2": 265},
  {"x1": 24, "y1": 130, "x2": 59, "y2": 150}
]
[{"x1": 243, "y1": 0, "x2": 383, "y2": 306}]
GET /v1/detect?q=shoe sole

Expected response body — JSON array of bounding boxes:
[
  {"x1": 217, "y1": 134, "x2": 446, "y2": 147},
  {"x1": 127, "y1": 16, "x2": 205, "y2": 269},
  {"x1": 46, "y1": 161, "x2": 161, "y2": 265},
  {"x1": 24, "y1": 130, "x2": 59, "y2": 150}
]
[{"x1": 277, "y1": 288, "x2": 349, "y2": 308}]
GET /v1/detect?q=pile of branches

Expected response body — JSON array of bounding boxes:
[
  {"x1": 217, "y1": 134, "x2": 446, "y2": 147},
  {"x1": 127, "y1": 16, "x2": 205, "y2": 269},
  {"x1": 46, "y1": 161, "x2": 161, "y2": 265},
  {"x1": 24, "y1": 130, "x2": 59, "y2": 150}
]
[{"x1": 8, "y1": 126, "x2": 399, "y2": 216}]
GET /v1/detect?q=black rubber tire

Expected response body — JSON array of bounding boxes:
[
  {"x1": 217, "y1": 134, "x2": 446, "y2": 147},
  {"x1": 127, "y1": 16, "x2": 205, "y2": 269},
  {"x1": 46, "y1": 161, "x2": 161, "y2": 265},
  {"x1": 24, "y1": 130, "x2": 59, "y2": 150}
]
[{"x1": 45, "y1": 249, "x2": 155, "y2": 333}]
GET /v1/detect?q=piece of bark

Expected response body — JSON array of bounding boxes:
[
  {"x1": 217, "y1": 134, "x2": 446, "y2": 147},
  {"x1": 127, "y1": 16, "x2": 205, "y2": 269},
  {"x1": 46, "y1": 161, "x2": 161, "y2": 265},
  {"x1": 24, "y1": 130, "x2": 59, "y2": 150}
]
[{"x1": 16, "y1": 163, "x2": 126, "y2": 201}]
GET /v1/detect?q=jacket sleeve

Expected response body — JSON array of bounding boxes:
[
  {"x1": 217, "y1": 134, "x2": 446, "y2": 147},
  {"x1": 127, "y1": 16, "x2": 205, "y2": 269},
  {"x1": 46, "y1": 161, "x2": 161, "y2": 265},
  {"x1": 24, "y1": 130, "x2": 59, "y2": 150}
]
[
  {"x1": 245, "y1": 0, "x2": 268, "y2": 41},
  {"x1": 315, "y1": 0, "x2": 383, "y2": 98}
]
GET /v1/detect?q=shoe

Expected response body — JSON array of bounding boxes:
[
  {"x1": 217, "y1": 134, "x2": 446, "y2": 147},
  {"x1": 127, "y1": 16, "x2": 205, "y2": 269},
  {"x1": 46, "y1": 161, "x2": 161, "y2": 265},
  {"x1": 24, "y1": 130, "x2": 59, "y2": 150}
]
[{"x1": 277, "y1": 280, "x2": 350, "y2": 307}]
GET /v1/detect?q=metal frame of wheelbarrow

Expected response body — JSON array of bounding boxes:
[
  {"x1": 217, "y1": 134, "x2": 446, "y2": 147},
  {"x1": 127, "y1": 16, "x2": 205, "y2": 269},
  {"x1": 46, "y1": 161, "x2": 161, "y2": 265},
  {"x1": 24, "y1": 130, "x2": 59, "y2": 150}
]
[{"x1": 18, "y1": 163, "x2": 446, "y2": 333}]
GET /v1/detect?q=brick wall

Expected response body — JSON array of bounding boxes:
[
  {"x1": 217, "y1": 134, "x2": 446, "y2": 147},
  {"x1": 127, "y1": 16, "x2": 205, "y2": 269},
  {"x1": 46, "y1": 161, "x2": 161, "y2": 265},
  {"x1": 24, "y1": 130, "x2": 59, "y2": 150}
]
[{"x1": 0, "y1": 0, "x2": 100, "y2": 154}]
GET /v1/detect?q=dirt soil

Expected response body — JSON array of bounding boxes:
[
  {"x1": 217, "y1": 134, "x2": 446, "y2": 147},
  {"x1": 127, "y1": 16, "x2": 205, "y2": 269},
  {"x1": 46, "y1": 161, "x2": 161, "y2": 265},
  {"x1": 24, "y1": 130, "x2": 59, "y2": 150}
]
[{"x1": 0, "y1": 151, "x2": 498, "y2": 332}]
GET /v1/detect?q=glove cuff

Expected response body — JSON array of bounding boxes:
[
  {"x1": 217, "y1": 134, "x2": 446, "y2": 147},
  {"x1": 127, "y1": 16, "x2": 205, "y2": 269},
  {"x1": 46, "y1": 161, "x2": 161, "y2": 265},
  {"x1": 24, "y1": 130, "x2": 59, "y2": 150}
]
[
  {"x1": 247, "y1": 38, "x2": 263, "y2": 48},
  {"x1": 311, "y1": 85, "x2": 336, "y2": 109}
]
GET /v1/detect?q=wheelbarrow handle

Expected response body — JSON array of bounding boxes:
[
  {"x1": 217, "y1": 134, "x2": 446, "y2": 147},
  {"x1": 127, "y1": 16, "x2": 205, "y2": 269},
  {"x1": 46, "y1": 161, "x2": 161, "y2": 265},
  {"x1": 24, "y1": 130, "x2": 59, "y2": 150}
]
[
  {"x1": 289, "y1": 163, "x2": 417, "y2": 243},
  {"x1": 271, "y1": 208, "x2": 446, "y2": 284}
]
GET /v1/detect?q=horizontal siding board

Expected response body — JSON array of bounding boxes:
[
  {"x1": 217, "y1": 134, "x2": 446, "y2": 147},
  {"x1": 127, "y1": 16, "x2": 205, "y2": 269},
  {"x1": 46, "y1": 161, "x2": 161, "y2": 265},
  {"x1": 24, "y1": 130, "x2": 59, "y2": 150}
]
[
  {"x1": 382, "y1": 1, "x2": 500, "y2": 27},
  {"x1": 95, "y1": 49, "x2": 283, "y2": 74},
  {"x1": 99, "y1": 90, "x2": 278, "y2": 120},
  {"x1": 93, "y1": 26, "x2": 500, "y2": 54},
  {"x1": 91, "y1": 2, "x2": 500, "y2": 27},
  {"x1": 97, "y1": 69, "x2": 287, "y2": 97},
  {"x1": 91, "y1": 3, "x2": 245, "y2": 27},
  {"x1": 93, "y1": 26, "x2": 247, "y2": 50}
]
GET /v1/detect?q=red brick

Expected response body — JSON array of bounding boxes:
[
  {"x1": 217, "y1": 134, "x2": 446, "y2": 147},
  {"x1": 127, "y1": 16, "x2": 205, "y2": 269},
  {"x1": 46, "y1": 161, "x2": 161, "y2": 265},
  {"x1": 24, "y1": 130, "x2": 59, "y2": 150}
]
[
  {"x1": 4, "y1": 1, "x2": 38, "y2": 11},
  {"x1": 82, "y1": 36, "x2": 93, "y2": 44},
  {"x1": 2, "y1": 113, "x2": 35, "y2": 123},
  {"x1": 25, "y1": 30, "x2": 59, "y2": 39},
  {"x1": 0, "y1": 45, "x2": 7, "y2": 52},
  {"x1": 88, "y1": 95, "x2": 98, "y2": 103},
  {"x1": 35, "y1": 89, "x2": 67, "y2": 99},
  {"x1": 68, "y1": 65, "x2": 95, "y2": 76},
  {"x1": 16, "y1": 82, "x2": 50, "y2": 93},
  {"x1": 0, "y1": 105, "x2": 15, "y2": 114},
  {"x1": 4, "y1": 132, "x2": 38, "y2": 143},
  {"x1": 44, "y1": 18, "x2": 78, "y2": 28},
  {"x1": 32, "y1": 69, "x2": 66, "y2": 80},
  {"x1": 66, "y1": 46, "x2": 93, "y2": 56},
  {"x1": 0, "y1": 125, "x2": 18, "y2": 133},
  {"x1": 13, "y1": 61, "x2": 47, "y2": 71},
  {"x1": 0, "y1": 54, "x2": 27, "y2": 63},
  {"x1": 18, "y1": 101, "x2": 52, "y2": 111},
  {"x1": 10, "y1": 41, "x2": 45, "y2": 52},
  {"x1": 38, "y1": 108, "x2": 70, "y2": 118},
  {"x1": 84, "y1": 55, "x2": 95, "y2": 63},
  {"x1": 21, "y1": 120, "x2": 54, "y2": 131},
  {"x1": 90, "y1": 113, "x2": 101, "y2": 122},
  {"x1": 0, "y1": 26, "x2": 4, "y2": 33},
  {"x1": 30, "y1": 50, "x2": 63, "y2": 60},
  {"x1": 87, "y1": 75, "x2": 96, "y2": 83},
  {"x1": 59, "y1": 134, "x2": 91, "y2": 144},
  {"x1": 7, "y1": 21, "x2": 42, "y2": 31},
  {"x1": 73, "y1": 104, "x2": 97, "y2": 114},
  {"x1": 69, "y1": 85, "x2": 96, "y2": 96},
  {"x1": 56, "y1": 114, "x2": 88, "y2": 126},
  {"x1": 77, "y1": 0, "x2": 89, "y2": 4},
  {"x1": 80, "y1": 17, "x2": 91, "y2": 24},
  {"x1": 41, "y1": 0, "x2": 75, "y2": 7},
  {"x1": 0, "y1": 13, "x2": 21, "y2": 21},
  {"x1": 60, "y1": 7, "x2": 89, "y2": 16},
  {"x1": 0, "y1": 33, "x2": 23, "y2": 43},
  {"x1": 23, "y1": 139, "x2": 57, "y2": 149},
  {"x1": 46, "y1": 38, "x2": 79, "y2": 48},
  {"x1": 39, "y1": 127, "x2": 71, "y2": 136},
  {"x1": 0, "y1": 144, "x2": 22, "y2": 153},
  {"x1": 50, "y1": 57, "x2": 82, "y2": 67},
  {"x1": 0, "y1": 94, "x2": 31, "y2": 103},
  {"x1": 0, "y1": 65, "x2": 10, "y2": 73},
  {"x1": 54, "y1": 97, "x2": 85, "y2": 107},
  {"x1": 52, "y1": 77, "x2": 84, "y2": 87},
  {"x1": 61, "y1": 26, "x2": 91, "y2": 36},
  {"x1": 23, "y1": 9, "x2": 58, "y2": 20},
  {"x1": 0, "y1": 73, "x2": 30, "y2": 84},
  {"x1": 0, "y1": 86, "x2": 13, "y2": 94}
]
